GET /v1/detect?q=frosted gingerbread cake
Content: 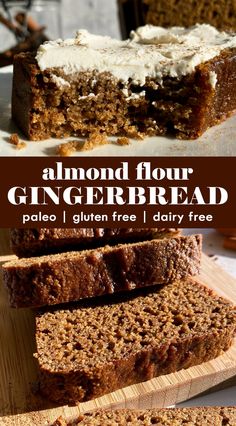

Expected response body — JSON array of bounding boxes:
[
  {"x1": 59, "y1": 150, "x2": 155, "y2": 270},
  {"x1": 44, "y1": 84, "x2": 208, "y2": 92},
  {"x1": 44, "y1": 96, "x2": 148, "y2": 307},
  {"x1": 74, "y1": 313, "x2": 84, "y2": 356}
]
[{"x1": 12, "y1": 24, "x2": 236, "y2": 140}]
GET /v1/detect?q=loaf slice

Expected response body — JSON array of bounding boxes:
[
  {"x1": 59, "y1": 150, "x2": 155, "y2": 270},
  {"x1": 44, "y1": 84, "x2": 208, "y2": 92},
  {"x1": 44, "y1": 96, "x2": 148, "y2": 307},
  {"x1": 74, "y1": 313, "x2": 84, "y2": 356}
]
[
  {"x1": 53, "y1": 407, "x2": 236, "y2": 425},
  {"x1": 35, "y1": 278, "x2": 236, "y2": 404},
  {"x1": 12, "y1": 25, "x2": 236, "y2": 141},
  {"x1": 10, "y1": 228, "x2": 180, "y2": 257},
  {"x1": 3, "y1": 234, "x2": 201, "y2": 308}
]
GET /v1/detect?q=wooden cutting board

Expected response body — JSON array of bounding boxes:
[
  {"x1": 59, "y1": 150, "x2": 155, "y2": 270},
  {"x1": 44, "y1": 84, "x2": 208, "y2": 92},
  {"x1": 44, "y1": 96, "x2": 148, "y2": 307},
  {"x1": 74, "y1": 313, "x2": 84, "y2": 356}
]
[{"x1": 0, "y1": 229, "x2": 236, "y2": 425}]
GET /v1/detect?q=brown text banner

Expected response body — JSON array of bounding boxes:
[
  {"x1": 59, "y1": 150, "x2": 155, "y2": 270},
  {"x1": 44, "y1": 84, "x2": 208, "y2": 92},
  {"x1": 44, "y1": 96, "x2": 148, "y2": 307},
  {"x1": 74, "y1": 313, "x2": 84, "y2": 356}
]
[{"x1": 0, "y1": 157, "x2": 234, "y2": 228}]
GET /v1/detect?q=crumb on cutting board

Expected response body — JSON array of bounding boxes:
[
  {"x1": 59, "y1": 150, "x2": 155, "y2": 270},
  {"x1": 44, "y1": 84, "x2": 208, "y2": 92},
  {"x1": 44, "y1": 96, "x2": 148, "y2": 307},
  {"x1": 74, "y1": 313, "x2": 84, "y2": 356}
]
[{"x1": 9, "y1": 133, "x2": 26, "y2": 150}]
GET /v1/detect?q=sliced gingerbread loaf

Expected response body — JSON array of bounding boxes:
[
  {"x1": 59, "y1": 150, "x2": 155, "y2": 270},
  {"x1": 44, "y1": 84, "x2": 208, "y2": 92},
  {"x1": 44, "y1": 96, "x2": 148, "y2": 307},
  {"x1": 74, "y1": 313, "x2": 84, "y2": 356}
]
[
  {"x1": 3, "y1": 234, "x2": 201, "y2": 308},
  {"x1": 35, "y1": 278, "x2": 236, "y2": 404},
  {"x1": 53, "y1": 407, "x2": 236, "y2": 425},
  {"x1": 10, "y1": 227, "x2": 179, "y2": 257}
]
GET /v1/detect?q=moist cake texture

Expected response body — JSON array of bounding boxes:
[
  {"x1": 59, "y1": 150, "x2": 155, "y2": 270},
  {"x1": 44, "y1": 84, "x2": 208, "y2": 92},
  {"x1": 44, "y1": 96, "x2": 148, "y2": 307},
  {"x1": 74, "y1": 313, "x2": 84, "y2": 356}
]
[
  {"x1": 3, "y1": 234, "x2": 201, "y2": 308},
  {"x1": 35, "y1": 278, "x2": 236, "y2": 404},
  {"x1": 10, "y1": 227, "x2": 179, "y2": 257},
  {"x1": 53, "y1": 407, "x2": 236, "y2": 425},
  {"x1": 12, "y1": 24, "x2": 236, "y2": 140},
  {"x1": 118, "y1": 0, "x2": 236, "y2": 38}
]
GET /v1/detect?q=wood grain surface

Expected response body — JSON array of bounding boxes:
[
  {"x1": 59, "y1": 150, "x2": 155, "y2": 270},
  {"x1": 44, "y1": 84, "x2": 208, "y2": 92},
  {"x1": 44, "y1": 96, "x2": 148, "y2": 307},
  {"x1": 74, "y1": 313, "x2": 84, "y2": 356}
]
[{"x1": 0, "y1": 229, "x2": 236, "y2": 425}]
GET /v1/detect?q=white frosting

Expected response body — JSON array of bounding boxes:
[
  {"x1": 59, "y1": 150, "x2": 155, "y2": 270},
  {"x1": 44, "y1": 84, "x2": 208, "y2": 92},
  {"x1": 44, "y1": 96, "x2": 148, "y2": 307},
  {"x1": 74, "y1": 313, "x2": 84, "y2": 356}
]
[
  {"x1": 209, "y1": 71, "x2": 218, "y2": 88},
  {"x1": 36, "y1": 24, "x2": 236, "y2": 86},
  {"x1": 126, "y1": 90, "x2": 146, "y2": 101},
  {"x1": 51, "y1": 75, "x2": 70, "y2": 87},
  {"x1": 78, "y1": 93, "x2": 97, "y2": 100}
]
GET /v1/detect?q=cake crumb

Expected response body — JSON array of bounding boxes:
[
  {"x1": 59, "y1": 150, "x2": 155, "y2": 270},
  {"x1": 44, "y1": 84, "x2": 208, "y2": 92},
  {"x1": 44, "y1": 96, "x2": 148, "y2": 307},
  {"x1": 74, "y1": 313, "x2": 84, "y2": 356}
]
[
  {"x1": 9, "y1": 133, "x2": 19, "y2": 145},
  {"x1": 81, "y1": 132, "x2": 108, "y2": 151},
  {"x1": 123, "y1": 125, "x2": 145, "y2": 139},
  {"x1": 117, "y1": 136, "x2": 130, "y2": 146},
  {"x1": 57, "y1": 133, "x2": 108, "y2": 156},
  {"x1": 57, "y1": 140, "x2": 80, "y2": 157},
  {"x1": 9, "y1": 133, "x2": 26, "y2": 149},
  {"x1": 16, "y1": 142, "x2": 27, "y2": 150}
]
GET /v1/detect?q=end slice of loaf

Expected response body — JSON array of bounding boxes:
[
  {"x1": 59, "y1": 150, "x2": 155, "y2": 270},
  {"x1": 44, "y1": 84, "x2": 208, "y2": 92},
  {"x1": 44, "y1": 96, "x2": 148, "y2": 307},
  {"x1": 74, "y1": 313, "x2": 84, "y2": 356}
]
[
  {"x1": 10, "y1": 228, "x2": 180, "y2": 257},
  {"x1": 53, "y1": 407, "x2": 236, "y2": 425},
  {"x1": 35, "y1": 278, "x2": 236, "y2": 404},
  {"x1": 3, "y1": 234, "x2": 201, "y2": 308}
]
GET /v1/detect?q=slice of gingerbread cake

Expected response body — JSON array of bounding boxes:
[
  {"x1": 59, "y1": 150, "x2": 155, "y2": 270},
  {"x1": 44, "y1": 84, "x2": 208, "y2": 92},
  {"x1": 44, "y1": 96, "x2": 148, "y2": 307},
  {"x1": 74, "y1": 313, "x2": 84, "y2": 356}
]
[
  {"x1": 35, "y1": 278, "x2": 236, "y2": 404},
  {"x1": 12, "y1": 24, "x2": 236, "y2": 140}
]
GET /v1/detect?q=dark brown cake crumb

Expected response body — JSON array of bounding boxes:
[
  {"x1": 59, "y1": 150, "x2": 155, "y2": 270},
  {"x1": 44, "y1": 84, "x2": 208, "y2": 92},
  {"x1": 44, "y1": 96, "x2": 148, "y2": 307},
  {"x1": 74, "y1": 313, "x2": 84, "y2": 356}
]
[
  {"x1": 9, "y1": 133, "x2": 26, "y2": 149},
  {"x1": 117, "y1": 136, "x2": 131, "y2": 146},
  {"x1": 9, "y1": 133, "x2": 20, "y2": 145}
]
